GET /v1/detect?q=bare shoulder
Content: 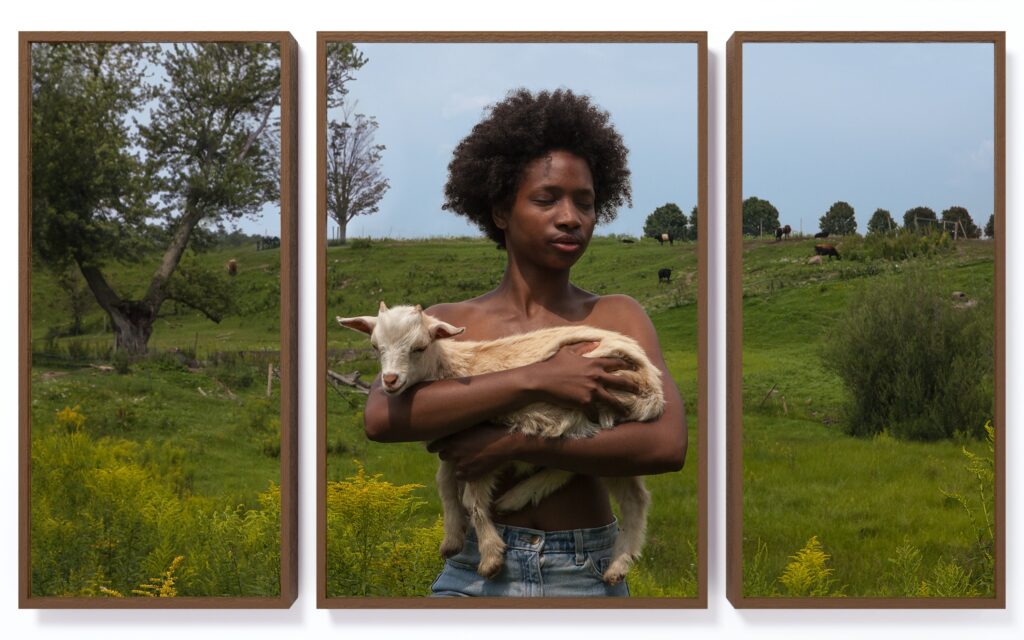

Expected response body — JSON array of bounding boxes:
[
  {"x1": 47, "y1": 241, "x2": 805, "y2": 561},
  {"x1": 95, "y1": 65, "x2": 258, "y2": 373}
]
[
  {"x1": 424, "y1": 298, "x2": 491, "y2": 329},
  {"x1": 590, "y1": 294, "x2": 653, "y2": 334}
]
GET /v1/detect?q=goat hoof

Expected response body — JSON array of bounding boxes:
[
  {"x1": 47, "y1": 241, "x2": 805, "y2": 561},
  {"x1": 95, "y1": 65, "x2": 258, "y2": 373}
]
[
  {"x1": 602, "y1": 559, "x2": 631, "y2": 585},
  {"x1": 477, "y1": 556, "x2": 504, "y2": 579},
  {"x1": 439, "y1": 538, "x2": 464, "y2": 559}
]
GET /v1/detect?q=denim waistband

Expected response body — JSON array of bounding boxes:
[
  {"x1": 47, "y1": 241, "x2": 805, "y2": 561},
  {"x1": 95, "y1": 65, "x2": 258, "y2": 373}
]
[{"x1": 467, "y1": 519, "x2": 619, "y2": 552}]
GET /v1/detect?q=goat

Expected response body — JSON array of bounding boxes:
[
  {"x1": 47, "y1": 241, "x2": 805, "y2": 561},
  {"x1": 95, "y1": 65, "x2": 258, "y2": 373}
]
[{"x1": 338, "y1": 302, "x2": 664, "y2": 584}]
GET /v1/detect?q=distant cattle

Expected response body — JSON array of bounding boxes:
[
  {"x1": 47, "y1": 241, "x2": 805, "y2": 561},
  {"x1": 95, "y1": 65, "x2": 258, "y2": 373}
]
[
  {"x1": 658, "y1": 268, "x2": 672, "y2": 284},
  {"x1": 621, "y1": 237, "x2": 635, "y2": 244},
  {"x1": 658, "y1": 232, "x2": 674, "y2": 246},
  {"x1": 775, "y1": 224, "x2": 792, "y2": 241},
  {"x1": 814, "y1": 244, "x2": 841, "y2": 260},
  {"x1": 814, "y1": 230, "x2": 830, "y2": 239},
  {"x1": 227, "y1": 259, "x2": 238, "y2": 276}
]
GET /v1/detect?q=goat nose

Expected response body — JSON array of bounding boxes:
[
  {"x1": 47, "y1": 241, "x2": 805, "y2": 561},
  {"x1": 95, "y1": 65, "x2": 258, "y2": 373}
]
[{"x1": 382, "y1": 374, "x2": 398, "y2": 386}]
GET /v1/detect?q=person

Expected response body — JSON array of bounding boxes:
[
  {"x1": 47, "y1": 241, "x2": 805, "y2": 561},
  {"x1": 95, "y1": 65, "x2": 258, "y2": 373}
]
[{"x1": 362, "y1": 88, "x2": 687, "y2": 597}]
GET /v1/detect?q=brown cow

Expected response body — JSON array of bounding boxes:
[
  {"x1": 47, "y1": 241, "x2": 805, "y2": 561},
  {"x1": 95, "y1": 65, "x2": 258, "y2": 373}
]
[
  {"x1": 227, "y1": 259, "x2": 238, "y2": 276},
  {"x1": 814, "y1": 244, "x2": 841, "y2": 260}
]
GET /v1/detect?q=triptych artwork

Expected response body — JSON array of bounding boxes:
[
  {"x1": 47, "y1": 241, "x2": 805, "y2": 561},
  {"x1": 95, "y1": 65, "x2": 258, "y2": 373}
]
[{"x1": 18, "y1": 30, "x2": 1003, "y2": 609}]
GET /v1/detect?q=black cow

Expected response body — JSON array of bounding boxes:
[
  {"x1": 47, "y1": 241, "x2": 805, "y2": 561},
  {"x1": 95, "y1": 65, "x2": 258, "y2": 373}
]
[
  {"x1": 775, "y1": 224, "x2": 792, "y2": 241},
  {"x1": 658, "y1": 268, "x2": 672, "y2": 284},
  {"x1": 814, "y1": 243, "x2": 841, "y2": 260},
  {"x1": 814, "y1": 230, "x2": 830, "y2": 239}
]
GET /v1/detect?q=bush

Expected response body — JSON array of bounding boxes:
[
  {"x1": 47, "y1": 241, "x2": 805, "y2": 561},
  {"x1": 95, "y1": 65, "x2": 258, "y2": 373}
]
[
  {"x1": 845, "y1": 229, "x2": 954, "y2": 262},
  {"x1": 823, "y1": 274, "x2": 993, "y2": 441}
]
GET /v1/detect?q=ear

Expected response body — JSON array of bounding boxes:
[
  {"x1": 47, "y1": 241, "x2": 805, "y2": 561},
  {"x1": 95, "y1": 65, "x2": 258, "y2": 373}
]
[
  {"x1": 336, "y1": 315, "x2": 377, "y2": 335},
  {"x1": 425, "y1": 315, "x2": 465, "y2": 340},
  {"x1": 492, "y1": 205, "x2": 509, "y2": 230},
  {"x1": 378, "y1": 300, "x2": 388, "y2": 312}
]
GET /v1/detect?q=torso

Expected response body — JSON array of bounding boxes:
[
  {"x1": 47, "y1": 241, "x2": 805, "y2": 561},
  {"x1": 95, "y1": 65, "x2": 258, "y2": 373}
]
[{"x1": 428, "y1": 287, "x2": 639, "y2": 531}]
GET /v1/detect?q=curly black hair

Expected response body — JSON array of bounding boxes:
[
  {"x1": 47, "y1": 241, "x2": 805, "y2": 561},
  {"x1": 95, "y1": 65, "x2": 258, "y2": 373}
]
[{"x1": 442, "y1": 88, "x2": 632, "y2": 247}]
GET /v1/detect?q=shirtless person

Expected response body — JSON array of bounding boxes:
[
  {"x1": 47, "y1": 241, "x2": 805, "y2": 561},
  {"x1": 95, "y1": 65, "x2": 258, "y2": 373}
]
[{"x1": 362, "y1": 88, "x2": 687, "y2": 597}]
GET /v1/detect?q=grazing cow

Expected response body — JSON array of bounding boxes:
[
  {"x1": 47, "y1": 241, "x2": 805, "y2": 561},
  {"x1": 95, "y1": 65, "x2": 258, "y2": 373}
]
[
  {"x1": 658, "y1": 233, "x2": 670, "y2": 246},
  {"x1": 814, "y1": 244, "x2": 841, "y2": 260},
  {"x1": 658, "y1": 268, "x2": 672, "y2": 284},
  {"x1": 621, "y1": 237, "x2": 635, "y2": 244},
  {"x1": 227, "y1": 259, "x2": 238, "y2": 276},
  {"x1": 775, "y1": 224, "x2": 792, "y2": 241},
  {"x1": 814, "y1": 230, "x2": 830, "y2": 239}
]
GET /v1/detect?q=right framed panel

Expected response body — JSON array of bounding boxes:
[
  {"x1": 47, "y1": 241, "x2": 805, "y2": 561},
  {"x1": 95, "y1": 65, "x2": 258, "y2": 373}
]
[{"x1": 726, "y1": 32, "x2": 1005, "y2": 608}]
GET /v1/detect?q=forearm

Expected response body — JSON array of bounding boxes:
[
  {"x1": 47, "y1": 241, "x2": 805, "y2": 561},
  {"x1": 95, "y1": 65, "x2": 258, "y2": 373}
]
[
  {"x1": 364, "y1": 366, "x2": 541, "y2": 443},
  {"x1": 511, "y1": 414, "x2": 688, "y2": 477}
]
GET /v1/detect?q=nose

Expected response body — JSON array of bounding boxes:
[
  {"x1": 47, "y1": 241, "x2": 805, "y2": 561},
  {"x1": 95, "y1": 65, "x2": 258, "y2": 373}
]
[
  {"x1": 382, "y1": 373, "x2": 399, "y2": 387},
  {"x1": 553, "y1": 199, "x2": 583, "y2": 229}
]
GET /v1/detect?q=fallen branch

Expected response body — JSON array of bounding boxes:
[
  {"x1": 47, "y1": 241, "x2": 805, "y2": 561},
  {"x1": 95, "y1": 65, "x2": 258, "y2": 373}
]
[{"x1": 327, "y1": 369, "x2": 370, "y2": 394}]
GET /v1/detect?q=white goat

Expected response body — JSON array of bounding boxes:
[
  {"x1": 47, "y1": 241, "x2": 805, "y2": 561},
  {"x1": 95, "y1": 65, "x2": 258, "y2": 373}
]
[{"x1": 338, "y1": 302, "x2": 665, "y2": 584}]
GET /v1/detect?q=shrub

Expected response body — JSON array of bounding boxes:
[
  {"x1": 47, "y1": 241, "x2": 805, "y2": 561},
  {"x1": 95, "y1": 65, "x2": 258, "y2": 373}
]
[
  {"x1": 778, "y1": 536, "x2": 844, "y2": 597},
  {"x1": 823, "y1": 273, "x2": 993, "y2": 441},
  {"x1": 326, "y1": 463, "x2": 444, "y2": 596}
]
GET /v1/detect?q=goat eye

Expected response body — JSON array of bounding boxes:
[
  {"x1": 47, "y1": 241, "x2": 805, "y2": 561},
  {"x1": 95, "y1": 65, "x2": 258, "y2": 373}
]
[{"x1": 412, "y1": 345, "x2": 427, "y2": 353}]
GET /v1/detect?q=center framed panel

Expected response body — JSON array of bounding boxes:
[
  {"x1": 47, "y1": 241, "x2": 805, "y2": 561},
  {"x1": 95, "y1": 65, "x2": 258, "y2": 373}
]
[{"x1": 316, "y1": 32, "x2": 707, "y2": 608}]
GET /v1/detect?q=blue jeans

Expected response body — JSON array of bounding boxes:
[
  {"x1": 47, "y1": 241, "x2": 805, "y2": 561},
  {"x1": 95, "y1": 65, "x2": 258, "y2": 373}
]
[{"x1": 430, "y1": 520, "x2": 630, "y2": 597}]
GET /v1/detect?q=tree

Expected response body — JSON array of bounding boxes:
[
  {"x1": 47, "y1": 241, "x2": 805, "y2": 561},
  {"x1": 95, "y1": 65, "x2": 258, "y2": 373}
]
[
  {"x1": 742, "y1": 197, "x2": 780, "y2": 237},
  {"x1": 904, "y1": 206, "x2": 937, "y2": 231},
  {"x1": 327, "y1": 112, "x2": 391, "y2": 245},
  {"x1": 326, "y1": 42, "x2": 368, "y2": 109},
  {"x1": 985, "y1": 214, "x2": 995, "y2": 239},
  {"x1": 866, "y1": 208, "x2": 897, "y2": 236},
  {"x1": 941, "y1": 206, "x2": 981, "y2": 238},
  {"x1": 688, "y1": 205, "x2": 699, "y2": 241},
  {"x1": 643, "y1": 203, "x2": 687, "y2": 240},
  {"x1": 819, "y1": 201, "x2": 857, "y2": 236},
  {"x1": 33, "y1": 43, "x2": 282, "y2": 355}
]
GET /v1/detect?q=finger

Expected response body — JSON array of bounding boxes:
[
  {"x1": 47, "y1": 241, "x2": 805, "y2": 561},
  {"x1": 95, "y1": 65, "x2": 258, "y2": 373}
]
[
  {"x1": 595, "y1": 387, "x2": 629, "y2": 416},
  {"x1": 599, "y1": 372, "x2": 640, "y2": 394},
  {"x1": 426, "y1": 437, "x2": 448, "y2": 453},
  {"x1": 590, "y1": 356, "x2": 632, "y2": 372},
  {"x1": 566, "y1": 341, "x2": 600, "y2": 355}
]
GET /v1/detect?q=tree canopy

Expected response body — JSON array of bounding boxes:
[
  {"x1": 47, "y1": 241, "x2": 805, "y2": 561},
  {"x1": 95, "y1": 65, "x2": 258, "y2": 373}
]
[
  {"x1": 941, "y1": 206, "x2": 981, "y2": 239},
  {"x1": 985, "y1": 214, "x2": 995, "y2": 239},
  {"x1": 643, "y1": 203, "x2": 688, "y2": 240},
  {"x1": 688, "y1": 205, "x2": 699, "y2": 241},
  {"x1": 742, "y1": 197, "x2": 779, "y2": 237},
  {"x1": 819, "y1": 201, "x2": 857, "y2": 236},
  {"x1": 866, "y1": 208, "x2": 896, "y2": 236},
  {"x1": 903, "y1": 206, "x2": 937, "y2": 231}
]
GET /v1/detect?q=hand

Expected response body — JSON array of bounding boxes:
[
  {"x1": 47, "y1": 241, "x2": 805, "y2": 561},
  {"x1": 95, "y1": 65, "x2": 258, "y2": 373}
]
[
  {"x1": 427, "y1": 423, "x2": 520, "y2": 481},
  {"x1": 525, "y1": 342, "x2": 639, "y2": 422}
]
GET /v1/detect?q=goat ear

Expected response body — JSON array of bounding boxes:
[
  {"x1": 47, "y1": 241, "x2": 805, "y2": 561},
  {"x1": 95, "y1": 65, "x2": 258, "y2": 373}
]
[
  {"x1": 427, "y1": 318, "x2": 465, "y2": 340},
  {"x1": 337, "y1": 315, "x2": 377, "y2": 335},
  {"x1": 378, "y1": 301, "x2": 388, "y2": 312}
]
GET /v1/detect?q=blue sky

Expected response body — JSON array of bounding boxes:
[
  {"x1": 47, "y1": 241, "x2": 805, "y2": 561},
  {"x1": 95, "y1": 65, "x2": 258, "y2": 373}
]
[
  {"x1": 326, "y1": 42, "x2": 699, "y2": 240},
  {"x1": 743, "y1": 43, "x2": 994, "y2": 234}
]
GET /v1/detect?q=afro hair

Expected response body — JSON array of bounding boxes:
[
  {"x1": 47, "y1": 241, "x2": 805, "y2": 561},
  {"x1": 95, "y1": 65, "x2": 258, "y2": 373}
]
[{"x1": 442, "y1": 88, "x2": 632, "y2": 247}]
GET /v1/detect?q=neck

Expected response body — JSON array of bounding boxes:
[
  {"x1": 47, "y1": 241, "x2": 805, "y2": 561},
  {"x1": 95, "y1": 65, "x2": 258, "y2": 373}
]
[{"x1": 494, "y1": 250, "x2": 576, "y2": 316}]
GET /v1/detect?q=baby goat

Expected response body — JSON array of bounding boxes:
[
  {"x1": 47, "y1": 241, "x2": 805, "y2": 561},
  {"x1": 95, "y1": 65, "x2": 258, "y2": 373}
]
[{"x1": 338, "y1": 302, "x2": 665, "y2": 584}]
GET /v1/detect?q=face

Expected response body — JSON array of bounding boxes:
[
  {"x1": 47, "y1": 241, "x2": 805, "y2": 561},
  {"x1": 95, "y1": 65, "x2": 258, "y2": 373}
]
[{"x1": 494, "y1": 149, "x2": 596, "y2": 269}]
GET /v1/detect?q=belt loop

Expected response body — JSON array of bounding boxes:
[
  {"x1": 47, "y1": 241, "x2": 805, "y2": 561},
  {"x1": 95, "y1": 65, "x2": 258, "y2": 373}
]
[{"x1": 574, "y1": 529, "x2": 586, "y2": 566}]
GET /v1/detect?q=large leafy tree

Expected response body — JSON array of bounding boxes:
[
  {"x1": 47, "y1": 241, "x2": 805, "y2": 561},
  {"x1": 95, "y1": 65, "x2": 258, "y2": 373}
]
[
  {"x1": 819, "y1": 200, "x2": 857, "y2": 236},
  {"x1": 985, "y1": 214, "x2": 995, "y2": 239},
  {"x1": 866, "y1": 208, "x2": 897, "y2": 236},
  {"x1": 941, "y1": 205, "x2": 981, "y2": 239},
  {"x1": 643, "y1": 203, "x2": 687, "y2": 240},
  {"x1": 903, "y1": 205, "x2": 937, "y2": 231},
  {"x1": 33, "y1": 42, "x2": 281, "y2": 354},
  {"x1": 688, "y1": 205, "x2": 699, "y2": 241},
  {"x1": 325, "y1": 42, "x2": 388, "y2": 245},
  {"x1": 741, "y1": 196, "x2": 779, "y2": 237}
]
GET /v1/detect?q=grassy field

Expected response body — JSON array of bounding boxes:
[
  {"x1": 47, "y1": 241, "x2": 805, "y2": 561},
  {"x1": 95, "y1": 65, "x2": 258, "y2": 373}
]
[
  {"x1": 325, "y1": 235, "x2": 701, "y2": 597},
  {"x1": 740, "y1": 235, "x2": 995, "y2": 597},
  {"x1": 30, "y1": 239, "x2": 283, "y2": 597}
]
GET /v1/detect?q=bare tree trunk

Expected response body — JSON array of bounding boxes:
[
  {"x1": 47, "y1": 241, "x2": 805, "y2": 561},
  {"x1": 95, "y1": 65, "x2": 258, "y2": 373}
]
[{"x1": 80, "y1": 264, "x2": 157, "y2": 355}]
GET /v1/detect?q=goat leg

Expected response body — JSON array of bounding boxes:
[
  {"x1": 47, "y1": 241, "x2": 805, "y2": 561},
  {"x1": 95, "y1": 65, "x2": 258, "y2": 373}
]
[
  {"x1": 436, "y1": 460, "x2": 467, "y2": 558},
  {"x1": 601, "y1": 476, "x2": 651, "y2": 584}
]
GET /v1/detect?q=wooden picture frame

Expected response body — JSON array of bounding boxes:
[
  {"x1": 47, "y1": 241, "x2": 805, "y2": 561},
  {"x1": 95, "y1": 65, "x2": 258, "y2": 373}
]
[
  {"x1": 726, "y1": 31, "x2": 1005, "y2": 608},
  {"x1": 19, "y1": 31, "x2": 298, "y2": 608},
  {"x1": 316, "y1": 31, "x2": 708, "y2": 608}
]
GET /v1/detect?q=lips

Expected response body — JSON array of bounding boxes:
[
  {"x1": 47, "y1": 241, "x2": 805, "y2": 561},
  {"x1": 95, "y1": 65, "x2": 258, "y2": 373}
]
[{"x1": 550, "y1": 234, "x2": 583, "y2": 252}]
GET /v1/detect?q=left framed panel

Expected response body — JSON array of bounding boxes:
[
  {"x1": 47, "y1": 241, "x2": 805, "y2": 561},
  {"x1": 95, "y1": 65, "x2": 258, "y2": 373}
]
[{"x1": 19, "y1": 32, "x2": 298, "y2": 608}]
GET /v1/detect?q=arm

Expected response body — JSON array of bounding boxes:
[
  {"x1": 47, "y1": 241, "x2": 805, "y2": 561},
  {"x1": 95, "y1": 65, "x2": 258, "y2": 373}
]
[
  {"x1": 429, "y1": 296, "x2": 688, "y2": 479},
  {"x1": 363, "y1": 304, "x2": 638, "y2": 443}
]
